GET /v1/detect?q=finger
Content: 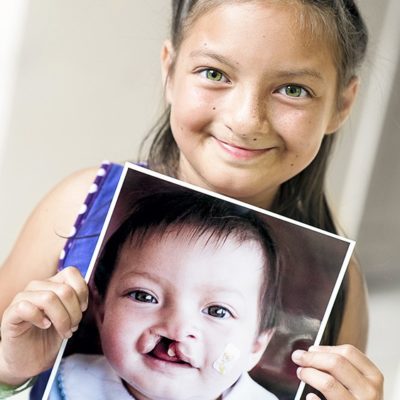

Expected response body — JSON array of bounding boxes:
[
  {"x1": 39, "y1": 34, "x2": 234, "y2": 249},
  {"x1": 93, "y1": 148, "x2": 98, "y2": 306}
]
[
  {"x1": 293, "y1": 348, "x2": 364, "y2": 389},
  {"x1": 293, "y1": 347, "x2": 383, "y2": 399},
  {"x1": 297, "y1": 366, "x2": 354, "y2": 400},
  {"x1": 49, "y1": 266, "x2": 89, "y2": 312},
  {"x1": 309, "y1": 345, "x2": 383, "y2": 380},
  {"x1": 12, "y1": 290, "x2": 77, "y2": 339},
  {"x1": 23, "y1": 280, "x2": 83, "y2": 330},
  {"x1": 3, "y1": 300, "x2": 52, "y2": 336},
  {"x1": 305, "y1": 394, "x2": 322, "y2": 400}
]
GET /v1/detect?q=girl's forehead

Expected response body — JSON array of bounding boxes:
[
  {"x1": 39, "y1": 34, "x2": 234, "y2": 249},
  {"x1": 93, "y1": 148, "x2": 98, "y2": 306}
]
[
  {"x1": 179, "y1": 0, "x2": 338, "y2": 59},
  {"x1": 174, "y1": 0, "x2": 338, "y2": 83}
]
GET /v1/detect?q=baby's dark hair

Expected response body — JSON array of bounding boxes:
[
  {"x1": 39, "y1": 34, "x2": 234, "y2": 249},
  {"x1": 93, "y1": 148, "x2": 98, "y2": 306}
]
[{"x1": 93, "y1": 187, "x2": 280, "y2": 332}]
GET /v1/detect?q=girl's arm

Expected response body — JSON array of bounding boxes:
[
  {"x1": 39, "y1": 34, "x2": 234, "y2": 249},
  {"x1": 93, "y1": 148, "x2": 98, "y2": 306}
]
[{"x1": 0, "y1": 167, "x2": 98, "y2": 320}]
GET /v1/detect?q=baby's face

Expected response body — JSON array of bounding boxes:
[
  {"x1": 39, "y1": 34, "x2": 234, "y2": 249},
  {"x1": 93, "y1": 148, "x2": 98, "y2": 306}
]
[{"x1": 97, "y1": 228, "x2": 269, "y2": 400}]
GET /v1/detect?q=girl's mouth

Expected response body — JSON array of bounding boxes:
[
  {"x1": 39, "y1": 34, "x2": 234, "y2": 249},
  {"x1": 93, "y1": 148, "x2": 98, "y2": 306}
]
[{"x1": 213, "y1": 137, "x2": 274, "y2": 160}]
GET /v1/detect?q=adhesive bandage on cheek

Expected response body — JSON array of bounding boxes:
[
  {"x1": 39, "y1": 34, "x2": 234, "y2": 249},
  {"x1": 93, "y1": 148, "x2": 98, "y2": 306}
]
[{"x1": 212, "y1": 343, "x2": 241, "y2": 375}]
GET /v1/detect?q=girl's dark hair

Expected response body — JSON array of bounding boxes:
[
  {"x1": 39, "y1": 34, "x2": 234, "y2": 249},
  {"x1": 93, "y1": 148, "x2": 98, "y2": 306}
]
[{"x1": 94, "y1": 188, "x2": 280, "y2": 332}]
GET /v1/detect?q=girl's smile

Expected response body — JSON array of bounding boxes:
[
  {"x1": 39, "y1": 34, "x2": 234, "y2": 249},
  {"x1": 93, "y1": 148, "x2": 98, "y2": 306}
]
[{"x1": 212, "y1": 136, "x2": 277, "y2": 162}]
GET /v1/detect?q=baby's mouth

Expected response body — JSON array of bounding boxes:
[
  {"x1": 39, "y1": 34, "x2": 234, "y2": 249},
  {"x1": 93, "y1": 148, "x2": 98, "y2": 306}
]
[{"x1": 148, "y1": 338, "x2": 194, "y2": 368}]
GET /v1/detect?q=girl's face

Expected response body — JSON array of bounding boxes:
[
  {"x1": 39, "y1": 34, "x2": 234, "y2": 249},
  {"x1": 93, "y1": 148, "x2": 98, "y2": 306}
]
[
  {"x1": 162, "y1": 1, "x2": 358, "y2": 208},
  {"x1": 96, "y1": 229, "x2": 270, "y2": 400}
]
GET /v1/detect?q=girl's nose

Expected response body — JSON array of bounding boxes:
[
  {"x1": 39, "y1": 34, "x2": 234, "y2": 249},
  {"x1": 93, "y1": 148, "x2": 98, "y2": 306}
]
[{"x1": 225, "y1": 86, "x2": 269, "y2": 138}]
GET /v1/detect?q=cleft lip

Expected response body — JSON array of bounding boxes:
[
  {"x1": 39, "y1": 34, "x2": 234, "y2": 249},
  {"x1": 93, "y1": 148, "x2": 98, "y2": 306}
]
[
  {"x1": 169, "y1": 341, "x2": 200, "y2": 369},
  {"x1": 146, "y1": 338, "x2": 198, "y2": 369}
]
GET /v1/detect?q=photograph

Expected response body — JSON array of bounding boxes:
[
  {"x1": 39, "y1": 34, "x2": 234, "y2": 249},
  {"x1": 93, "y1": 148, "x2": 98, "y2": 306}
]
[{"x1": 34, "y1": 164, "x2": 354, "y2": 400}]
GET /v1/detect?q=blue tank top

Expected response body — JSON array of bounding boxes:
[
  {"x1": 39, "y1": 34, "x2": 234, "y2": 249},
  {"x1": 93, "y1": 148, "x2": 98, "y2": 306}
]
[{"x1": 58, "y1": 161, "x2": 124, "y2": 275}]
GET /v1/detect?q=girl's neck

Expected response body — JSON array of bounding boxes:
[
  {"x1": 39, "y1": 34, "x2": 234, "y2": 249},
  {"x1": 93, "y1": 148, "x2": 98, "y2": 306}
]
[{"x1": 176, "y1": 164, "x2": 277, "y2": 211}]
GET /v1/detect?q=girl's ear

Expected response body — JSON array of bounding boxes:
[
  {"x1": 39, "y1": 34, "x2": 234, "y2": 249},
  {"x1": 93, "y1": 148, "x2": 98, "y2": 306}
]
[
  {"x1": 160, "y1": 39, "x2": 175, "y2": 104},
  {"x1": 326, "y1": 77, "x2": 360, "y2": 134},
  {"x1": 246, "y1": 329, "x2": 274, "y2": 371}
]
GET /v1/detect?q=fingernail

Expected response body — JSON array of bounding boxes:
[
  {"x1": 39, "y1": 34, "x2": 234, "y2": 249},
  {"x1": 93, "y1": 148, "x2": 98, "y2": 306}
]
[
  {"x1": 308, "y1": 345, "x2": 318, "y2": 352},
  {"x1": 42, "y1": 318, "x2": 52, "y2": 329},
  {"x1": 292, "y1": 349, "x2": 306, "y2": 362},
  {"x1": 72, "y1": 325, "x2": 79, "y2": 333},
  {"x1": 81, "y1": 301, "x2": 88, "y2": 312},
  {"x1": 296, "y1": 367, "x2": 303, "y2": 378},
  {"x1": 65, "y1": 330, "x2": 73, "y2": 339}
]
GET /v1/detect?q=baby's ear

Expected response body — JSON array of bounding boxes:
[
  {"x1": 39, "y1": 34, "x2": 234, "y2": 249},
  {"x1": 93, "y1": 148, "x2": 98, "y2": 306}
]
[
  {"x1": 160, "y1": 39, "x2": 175, "y2": 103},
  {"x1": 90, "y1": 285, "x2": 105, "y2": 326},
  {"x1": 246, "y1": 329, "x2": 274, "y2": 371}
]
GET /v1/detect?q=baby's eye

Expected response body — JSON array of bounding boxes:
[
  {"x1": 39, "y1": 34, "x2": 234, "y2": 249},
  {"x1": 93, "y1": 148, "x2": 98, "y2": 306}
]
[
  {"x1": 203, "y1": 305, "x2": 233, "y2": 319},
  {"x1": 128, "y1": 290, "x2": 157, "y2": 304},
  {"x1": 278, "y1": 84, "x2": 310, "y2": 98},
  {"x1": 200, "y1": 69, "x2": 229, "y2": 83}
]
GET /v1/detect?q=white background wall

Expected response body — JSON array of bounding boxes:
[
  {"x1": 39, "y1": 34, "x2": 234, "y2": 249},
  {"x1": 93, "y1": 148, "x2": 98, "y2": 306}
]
[{"x1": 1, "y1": 1, "x2": 399, "y2": 399}]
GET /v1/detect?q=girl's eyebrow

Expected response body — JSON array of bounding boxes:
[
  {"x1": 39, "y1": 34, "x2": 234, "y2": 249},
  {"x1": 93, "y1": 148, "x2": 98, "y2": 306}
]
[
  {"x1": 189, "y1": 49, "x2": 237, "y2": 70},
  {"x1": 190, "y1": 49, "x2": 324, "y2": 81}
]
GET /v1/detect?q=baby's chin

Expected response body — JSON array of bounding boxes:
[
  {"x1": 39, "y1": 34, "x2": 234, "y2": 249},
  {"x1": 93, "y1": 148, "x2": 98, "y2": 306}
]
[{"x1": 123, "y1": 372, "x2": 233, "y2": 400}]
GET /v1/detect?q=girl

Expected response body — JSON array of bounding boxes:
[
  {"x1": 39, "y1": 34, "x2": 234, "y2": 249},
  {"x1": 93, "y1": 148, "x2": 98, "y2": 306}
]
[{"x1": 0, "y1": 1, "x2": 384, "y2": 399}]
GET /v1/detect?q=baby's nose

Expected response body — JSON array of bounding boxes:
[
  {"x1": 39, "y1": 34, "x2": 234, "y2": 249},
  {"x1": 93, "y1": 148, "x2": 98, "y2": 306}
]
[{"x1": 159, "y1": 307, "x2": 199, "y2": 341}]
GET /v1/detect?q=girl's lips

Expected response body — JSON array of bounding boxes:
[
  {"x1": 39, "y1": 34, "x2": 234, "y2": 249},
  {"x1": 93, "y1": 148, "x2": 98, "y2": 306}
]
[{"x1": 214, "y1": 138, "x2": 273, "y2": 160}]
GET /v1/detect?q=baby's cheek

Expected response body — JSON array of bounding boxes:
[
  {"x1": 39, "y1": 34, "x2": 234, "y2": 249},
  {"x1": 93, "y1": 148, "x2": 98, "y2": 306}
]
[{"x1": 100, "y1": 320, "x2": 132, "y2": 367}]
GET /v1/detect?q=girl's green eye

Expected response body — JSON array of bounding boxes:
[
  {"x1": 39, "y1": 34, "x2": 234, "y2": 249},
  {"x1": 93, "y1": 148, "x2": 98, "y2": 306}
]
[
  {"x1": 204, "y1": 69, "x2": 224, "y2": 82},
  {"x1": 129, "y1": 290, "x2": 157, "y2": 304},
  {"x1": 199, "y1": 68, "x2": 229, "y2": 83},
  {"x1": 281, "y1": 85, "x2": 308, "y2": 98}
]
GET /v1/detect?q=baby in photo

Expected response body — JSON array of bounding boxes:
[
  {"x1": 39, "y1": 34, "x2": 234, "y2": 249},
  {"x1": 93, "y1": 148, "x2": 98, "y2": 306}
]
[{"x1": 49, "y1": 188, "x2": 280, "y2": 399}]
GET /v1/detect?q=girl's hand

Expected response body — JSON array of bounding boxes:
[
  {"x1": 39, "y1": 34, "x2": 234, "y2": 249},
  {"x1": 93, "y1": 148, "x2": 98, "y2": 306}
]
[
  {"x1": 292, "y1": 345, "x2": 384, "y2": 400},
  {"x1": 0, "y1": 267, "x2": 88, "y2": 386}
]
